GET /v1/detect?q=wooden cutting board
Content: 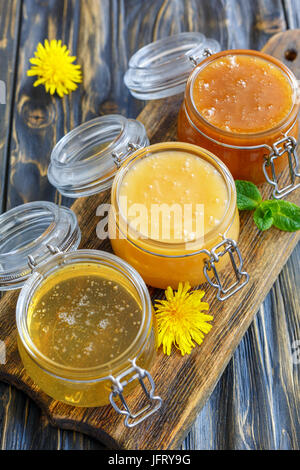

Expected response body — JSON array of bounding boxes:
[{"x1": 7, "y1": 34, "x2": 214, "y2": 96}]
[{"x1": 0, "y1": 31, "x2": 299, "y2": 450}]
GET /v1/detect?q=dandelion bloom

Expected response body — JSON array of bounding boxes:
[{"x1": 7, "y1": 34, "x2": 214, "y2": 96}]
[
  {"x1": 27, "y1": 39, "x2": 82, "y2": 97},
  {"x1": 155, "y1": 282, "x2": 213, "y2": 356}
]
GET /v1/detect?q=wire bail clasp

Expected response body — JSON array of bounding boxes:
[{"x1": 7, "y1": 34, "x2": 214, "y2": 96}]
[
  {"x1": 263, "y1": 135, "x2": 300, "y2": 199},
  {"x1": 188, "y1": 48, "x2": 213, "y2": 67},
  {"x1": 112, "y1": 143, "x2": 141, "y2": 169},
  {"x1": 27, "y1": 244, "x2": 61, "y2": 272},
  {"x1": 109, "y1": 358, "x2": 162, "y2": 428},
  {"x1": 203, "y1": 238, "x2": 249, "y2": 302}
]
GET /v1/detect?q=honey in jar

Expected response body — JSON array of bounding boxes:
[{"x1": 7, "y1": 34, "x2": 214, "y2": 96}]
[
  {"x1": 26, "y1": 263, "x2": 142, "y2": 368},
  {"x1": 17, "y1": 250, "x2": 157, "y2": 409},
  {"x1": 178, "y1": 50, "x2": 299, "y2": 184},
  {"x1": 192, "y1": 54, "x2": 293, "y2": 134},
  {"x1": 118, "y1": 150, "x2": 228, "y2": 242}
]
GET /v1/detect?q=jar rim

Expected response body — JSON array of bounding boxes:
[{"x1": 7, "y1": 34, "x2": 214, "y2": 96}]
[
  {"x1": 0, "y1": 202, "x2": 81, "y2": 290},
  {"x1": 16, "y1": 250, "x2": 153, "y2": 381},
  {"x1": 111, "y1": 142, "x2": 237, "y2": 257},
  {"x1": 187, "y1": 49, "x2": 299, "y2": 140},
  {"x1": 0, "y1": 201, "x2": 59, "y2": 258}
]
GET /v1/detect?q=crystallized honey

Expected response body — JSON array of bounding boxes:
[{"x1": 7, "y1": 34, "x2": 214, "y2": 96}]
[
  {"x1": 178, "y1": 50, "x2": 299, "y2": 183},
  {"x1": 118, "y1": 150, "x2": 228, "y2": 243},
  {"x1": 109, "y1": 143, "x2": 240, "y2": 289},
  {"x1": 27, "y1": 263, "x2": 142, "y2": 368}
]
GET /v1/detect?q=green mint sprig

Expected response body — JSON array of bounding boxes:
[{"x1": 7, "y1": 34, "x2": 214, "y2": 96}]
[{"x1": 235, "y1": 180, "x2": 300, "y2": 232}]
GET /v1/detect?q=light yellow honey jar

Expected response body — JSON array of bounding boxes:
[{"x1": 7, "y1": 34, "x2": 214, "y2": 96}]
[{"x1": 0, "y1": 202, "x2": 161, "y2": 427}]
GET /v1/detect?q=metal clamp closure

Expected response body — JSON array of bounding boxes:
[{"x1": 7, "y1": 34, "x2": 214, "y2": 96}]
[
  {"x1": 203, "y1": 239, "x2": 249, "y2": 302},
  {"x1": 109, "y1": 358, "x2": 162, "y2": 428},
  {"x1": 112, "y1": 142, "x2": 141, "y2": 169},
  {"x1": 263, "y1": 136, "x2": 300, "y2": 199},
  {"x1": 189, "y1": 48, "x2": 213, "y2": 67}
]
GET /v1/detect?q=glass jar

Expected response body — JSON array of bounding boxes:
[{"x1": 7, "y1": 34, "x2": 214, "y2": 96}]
[
  {"x1": 0, "y1": 201, "x2": 161, "y2": 427},
  {"x1": 178, "y1": 49, "x2": 300, "y2": 194},
  {"x1": 124, "y1": 33, "x2": 300, "y2": 199},
  {"x1": 108, "y1": 142, "x2": 249, "y2": 300}
]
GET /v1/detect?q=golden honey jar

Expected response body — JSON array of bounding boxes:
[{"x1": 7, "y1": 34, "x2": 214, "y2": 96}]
[{"x1": 0, "y1": 201, "x2": 161, "y2": 427}]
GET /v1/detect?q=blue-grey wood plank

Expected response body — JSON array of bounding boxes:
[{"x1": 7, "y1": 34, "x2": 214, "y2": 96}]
[{"x1": 182, "y1": 242, "x2": 299, "y2": 450}]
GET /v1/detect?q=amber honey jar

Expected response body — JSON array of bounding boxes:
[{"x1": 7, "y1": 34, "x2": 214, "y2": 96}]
[
  {"x1": 178, "y1": 49, "x2": 299, "y2": 190},
  {"x1": 124, "y1": 33, "x2": 300, "y2": 198}
]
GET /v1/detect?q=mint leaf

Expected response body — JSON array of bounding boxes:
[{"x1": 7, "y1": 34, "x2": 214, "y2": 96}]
[
  {"x1": 235, "y1": 180, "x2": 262, "y2": 211},
  {"x1": 253, "y1": 205, "x2": 273, "y2": 231},
  {"x1": 260, "y1": 200, "x2": 300, "y2": 232},
  {"x1": 235, "y1": 179, "x2": 300, "y2": 232}
]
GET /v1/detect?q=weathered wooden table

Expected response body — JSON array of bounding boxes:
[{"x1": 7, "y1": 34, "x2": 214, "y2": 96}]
[{"x1": 0, "y1": 0, "x2": 299, "y2": 450}]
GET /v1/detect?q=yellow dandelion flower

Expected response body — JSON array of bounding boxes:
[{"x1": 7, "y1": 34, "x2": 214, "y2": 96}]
[
  {"x1": 27, "y1": 39, "x2": 82, "y2": 97},
  {"x1": 155, "y1": 281, "x2": 213, "y2": 356}
]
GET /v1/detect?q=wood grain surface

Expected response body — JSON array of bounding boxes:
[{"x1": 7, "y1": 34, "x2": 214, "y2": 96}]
[{"x1": 0, "y1": 0, "x2": 299, "y2": 450}]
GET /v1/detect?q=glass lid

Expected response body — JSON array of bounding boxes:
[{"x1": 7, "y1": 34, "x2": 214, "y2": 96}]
[
  {"x1": 124, "y1": 32, "x2": 221, "y2": 100},
  {"x1": 0, "y1": 201, "x2": 81, "y2": 290},
  {"x1": 48, "y1": 115, "x2": 149, "y2": 198}
]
